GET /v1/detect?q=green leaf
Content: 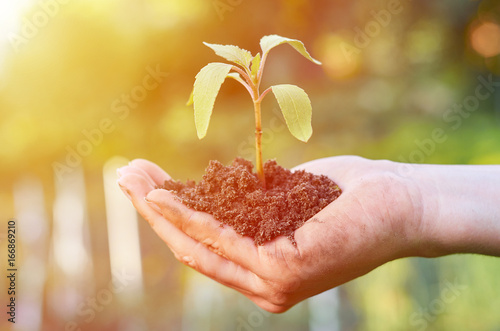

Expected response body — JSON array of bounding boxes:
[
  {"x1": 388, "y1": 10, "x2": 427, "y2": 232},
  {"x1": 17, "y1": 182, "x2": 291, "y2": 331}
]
[
  {"x1": 260, "y1": 35, "x2": 321, "y2": 65},
  {"x1": 250, "y1": 53, "x2": 261, "y2": 81},
  {"x1": 193, "y1": 62, "x2": 233, "y2": 139},
  {"x1": 203, "y1": 42, "x2": 253, "y2": 68},
  {"x1": 271, "y1": 84, "x2": 313, "y2": 142}
]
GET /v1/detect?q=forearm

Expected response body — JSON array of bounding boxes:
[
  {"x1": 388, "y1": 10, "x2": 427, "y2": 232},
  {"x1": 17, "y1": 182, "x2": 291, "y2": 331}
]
[{"x1": 410, "y1": 163, "x2": 500, "y2": 257}]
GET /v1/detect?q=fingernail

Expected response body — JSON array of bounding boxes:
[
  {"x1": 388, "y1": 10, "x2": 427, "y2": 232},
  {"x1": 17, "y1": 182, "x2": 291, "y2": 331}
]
[
  {"x1": 116, "y1": 167, "x2": 125, "y2": 178},
  {"x1": 144, "y1": 197, "x2": 162, "y2": 214},
  {"x1": 117, "y1": 179, "x2": 132, "y2": 200}
]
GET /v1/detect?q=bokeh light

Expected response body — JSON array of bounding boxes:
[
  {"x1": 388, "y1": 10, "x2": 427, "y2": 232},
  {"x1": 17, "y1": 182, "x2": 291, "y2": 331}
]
[
  {"x1": 315, "y1": 33, "x2": 361, "y2": 80},
  {"x1": 469, "y1": 20, "x2": 500, "y2": 58}
]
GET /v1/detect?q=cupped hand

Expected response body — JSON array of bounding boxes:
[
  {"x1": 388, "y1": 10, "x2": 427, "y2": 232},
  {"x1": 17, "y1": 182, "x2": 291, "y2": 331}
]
[{"x1": 117, "y1": 156, "x2": 424, "y2": 313}]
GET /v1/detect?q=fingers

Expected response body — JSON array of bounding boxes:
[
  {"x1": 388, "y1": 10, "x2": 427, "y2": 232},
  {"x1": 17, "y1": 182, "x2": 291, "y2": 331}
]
[
  {"x1": 117, "y1": 158, "x2": 171, "y2": 189},
  {"x1": 243, "y1": 294, "x2": 294, "y2": 314},
  {"x1": 129, "y1": 159, "x2": 171, "y2": 186},
  {"x1": 117, "y1": 159, "x2": 303, "y2": 308},
  {"x1": 117, "y1": 173, "x2": 259, "y2": 295},
  {"x1": 146, "y1": 188, "x2": 264, "y2": 273},
  {"x1": 116, "y1": 159, "x2": 326, "y2": 312},
  {"x1": 117, "y1": 165, "x2": 157, "y2": 188},
  {"x1": 117, "y1": 173, "x2": 158, "y2": 220}
]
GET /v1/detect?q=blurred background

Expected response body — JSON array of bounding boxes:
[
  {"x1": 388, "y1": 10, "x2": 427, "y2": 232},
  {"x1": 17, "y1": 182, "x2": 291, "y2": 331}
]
[{"x1": 1, "y1": 0, "x2": 500, "y2": 330}]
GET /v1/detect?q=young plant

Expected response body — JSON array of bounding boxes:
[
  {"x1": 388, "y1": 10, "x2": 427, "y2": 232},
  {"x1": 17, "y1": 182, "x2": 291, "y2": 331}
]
[{"x1": 188, "y1": 34, "x2": 321, "y2": 187}]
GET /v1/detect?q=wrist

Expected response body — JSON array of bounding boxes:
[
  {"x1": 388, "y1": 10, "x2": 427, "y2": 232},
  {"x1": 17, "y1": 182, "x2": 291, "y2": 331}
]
[
  {"x1": 402, "y1": 163, "x2": 500, "y2": 258},
  {"x1": 381, "y1": 161, "x2": 430, "y2": 259}
]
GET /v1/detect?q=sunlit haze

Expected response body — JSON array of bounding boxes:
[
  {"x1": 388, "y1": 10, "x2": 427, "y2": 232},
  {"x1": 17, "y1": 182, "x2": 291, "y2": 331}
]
[{"x1": 0, "y1": 0, "x2": 33, "y2": 72}]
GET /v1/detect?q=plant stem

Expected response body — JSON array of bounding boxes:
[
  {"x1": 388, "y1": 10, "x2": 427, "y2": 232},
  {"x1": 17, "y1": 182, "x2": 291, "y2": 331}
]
[
  {"x1": 232, "y1": 66, "x2": 254, "y2": 93},
  {"x1": 253, "y1": 57, "x2": 270, "y2": 188},
  {"x1": 253, "y1": 99, "x2": 265, "y2": 188},
  {"x1": 232, "y1": 64, "x2": 267, "y2": 188},
  {"x1": 257, "y1": 87, "x2": 272, "y2": 104},
  {"x1": 256, "y1": 52, "x2": 268, "y2": 91}
]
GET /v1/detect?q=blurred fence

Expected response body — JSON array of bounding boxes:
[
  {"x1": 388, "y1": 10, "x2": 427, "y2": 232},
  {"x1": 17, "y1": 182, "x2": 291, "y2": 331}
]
[{"x1": 7, "y1": 158, "x2": 146, "y2": 330}]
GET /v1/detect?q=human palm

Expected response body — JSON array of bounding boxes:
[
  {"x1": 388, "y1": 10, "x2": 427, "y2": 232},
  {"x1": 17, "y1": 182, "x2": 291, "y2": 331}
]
[{"x1": 118, "y1": 156, "x2": 422, "y2": 312}]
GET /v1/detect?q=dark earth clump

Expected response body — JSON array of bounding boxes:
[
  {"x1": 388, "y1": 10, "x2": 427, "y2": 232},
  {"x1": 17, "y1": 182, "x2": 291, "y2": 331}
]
[{"x1": 159, "y1": 158, "x2": 341, "y2": 245}]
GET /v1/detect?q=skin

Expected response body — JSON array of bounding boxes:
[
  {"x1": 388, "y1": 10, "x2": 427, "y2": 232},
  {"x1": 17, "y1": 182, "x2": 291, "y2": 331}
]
[{"x1": 117, "y1": 156, "x2": 500, "y2": 313}]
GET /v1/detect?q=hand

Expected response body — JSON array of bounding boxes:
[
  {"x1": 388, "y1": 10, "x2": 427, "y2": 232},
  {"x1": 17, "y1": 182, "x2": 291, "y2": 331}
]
[{"x1": 117, "y1": 156, "x2": 424, "y2": 313}]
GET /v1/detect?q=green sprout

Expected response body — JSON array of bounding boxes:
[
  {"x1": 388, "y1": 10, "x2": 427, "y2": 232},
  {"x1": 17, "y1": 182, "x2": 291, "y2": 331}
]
[{"x1": 188, "y1": 34, "x2": 321, "y2": 187}]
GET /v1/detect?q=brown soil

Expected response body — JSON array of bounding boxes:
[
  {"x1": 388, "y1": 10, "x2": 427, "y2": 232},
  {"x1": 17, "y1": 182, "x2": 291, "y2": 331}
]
[{"x1": 159, "y1": 158, "x2": 341, "y2": 245}]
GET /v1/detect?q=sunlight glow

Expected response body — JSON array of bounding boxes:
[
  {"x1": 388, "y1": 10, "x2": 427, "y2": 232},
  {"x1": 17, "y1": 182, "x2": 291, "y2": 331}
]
[{"x1": 0, "y1": 0, "x2": 33, "y2": 64}]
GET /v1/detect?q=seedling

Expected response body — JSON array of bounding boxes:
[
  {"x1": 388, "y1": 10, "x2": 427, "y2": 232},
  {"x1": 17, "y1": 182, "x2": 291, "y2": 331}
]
[{"x1": 188, "y1": 34, "x2": 321, "y2": 187}]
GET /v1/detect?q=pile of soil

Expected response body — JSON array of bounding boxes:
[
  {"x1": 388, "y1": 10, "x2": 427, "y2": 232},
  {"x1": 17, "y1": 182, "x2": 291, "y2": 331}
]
[{"x1": 159, "y1": 158, "x2": 341, "y2": 245}]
